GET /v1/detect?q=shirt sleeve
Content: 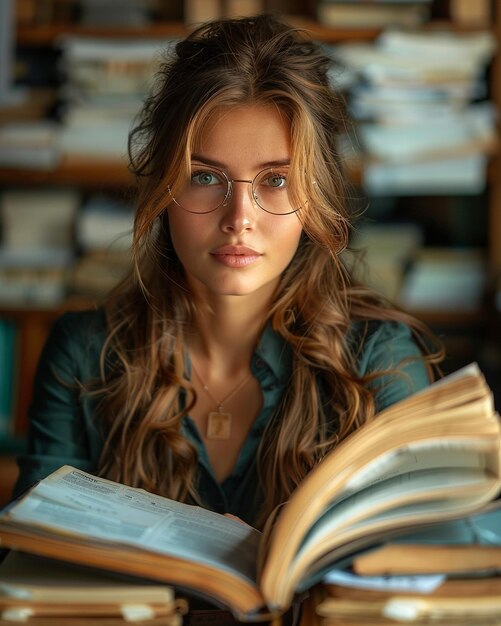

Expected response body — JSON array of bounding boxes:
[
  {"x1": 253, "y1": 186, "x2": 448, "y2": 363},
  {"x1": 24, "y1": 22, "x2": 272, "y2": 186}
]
[
  {"x1": 13, "y1": 312, "x2": 102, "y2": 499},
  {"x1": 357, "y1": 321, "x2": 431, "y2": 413}
]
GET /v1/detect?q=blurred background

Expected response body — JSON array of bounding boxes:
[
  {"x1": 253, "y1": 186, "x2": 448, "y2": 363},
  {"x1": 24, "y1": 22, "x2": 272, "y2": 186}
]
[{"x1": 0, "y1": 0, "x2": 500, "y2": 502}]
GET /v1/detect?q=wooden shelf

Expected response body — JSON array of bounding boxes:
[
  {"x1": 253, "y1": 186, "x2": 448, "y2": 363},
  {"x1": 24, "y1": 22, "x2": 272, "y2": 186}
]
[
  {"x1": 17, "y1": 17, "x2": 493, "y2": 48},
  {"x1": 0, "y1": 156, "x2": 134, "y2": 188},
  {"x1": 16, "y1": 18, "x2": 384, "y2": 46},
  {"x1": 0, "y1": 89, "x2": 56, "y2": 124},
  {"x1": 17, "y1": 21, "x2": 189, "y2": 45},
  {"x1": 0, "y1": 296, "x2": 95, "y2": 319},
  {"x1": 291, "y1": 17, "x2": 495, "y2": 42},
  {"x1": 285, "y1": 17, "x2": 382, "y2": 42}
]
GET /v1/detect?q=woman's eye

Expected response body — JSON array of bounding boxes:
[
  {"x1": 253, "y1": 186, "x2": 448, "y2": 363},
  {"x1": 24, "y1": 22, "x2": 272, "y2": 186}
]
[
  {"x1": 191, "y1": 171, "x2": 220, "y2": 186},
  {"x1": 265, "y1": 173, "x2": 287, "y2": 188}
]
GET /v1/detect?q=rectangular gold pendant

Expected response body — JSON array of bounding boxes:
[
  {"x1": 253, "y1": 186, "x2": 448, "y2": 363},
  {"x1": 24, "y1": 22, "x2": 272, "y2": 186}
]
[{"x1": 206, "y1": 411, "x2": 232, "y2": 440}]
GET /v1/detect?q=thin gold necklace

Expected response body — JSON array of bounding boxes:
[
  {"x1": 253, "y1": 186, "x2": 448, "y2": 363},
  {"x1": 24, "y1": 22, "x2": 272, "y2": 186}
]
[{"x1": 191, "y1": 361, "x2": 252, "y2": 440}]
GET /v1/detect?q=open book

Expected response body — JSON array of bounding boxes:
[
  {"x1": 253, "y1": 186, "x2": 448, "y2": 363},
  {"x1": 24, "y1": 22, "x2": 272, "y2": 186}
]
[{"x1": 0, "y1": 364, "x2": 500, "y2": 621}]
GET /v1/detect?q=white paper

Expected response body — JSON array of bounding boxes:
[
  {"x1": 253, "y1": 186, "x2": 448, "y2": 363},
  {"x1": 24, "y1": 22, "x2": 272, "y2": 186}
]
[{"x1": 323, "y1": 569, "x2": 445, "y2": 593}]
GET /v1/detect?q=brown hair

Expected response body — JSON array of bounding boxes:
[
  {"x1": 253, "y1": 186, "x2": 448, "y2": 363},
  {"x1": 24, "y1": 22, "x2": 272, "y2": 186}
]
[{"x1": 94, "y1": 14, "x2": 443, "y2": 528}]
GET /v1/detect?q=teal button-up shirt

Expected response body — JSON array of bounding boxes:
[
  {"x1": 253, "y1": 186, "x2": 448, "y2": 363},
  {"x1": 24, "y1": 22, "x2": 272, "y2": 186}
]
[{"x1": 14, "y1": 310, "x2": 429, "y2": 525}]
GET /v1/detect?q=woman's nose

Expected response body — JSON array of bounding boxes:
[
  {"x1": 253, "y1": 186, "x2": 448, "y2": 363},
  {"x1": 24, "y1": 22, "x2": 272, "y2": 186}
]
[{"x1": 219, "y1": 180, "x2": 257, "y2": 232}]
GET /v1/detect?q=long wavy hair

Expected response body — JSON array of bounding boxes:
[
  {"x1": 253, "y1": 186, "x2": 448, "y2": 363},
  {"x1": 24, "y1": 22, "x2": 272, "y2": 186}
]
[{"x1": 94, "y1": 14, "x2": 443, "y2": 528}]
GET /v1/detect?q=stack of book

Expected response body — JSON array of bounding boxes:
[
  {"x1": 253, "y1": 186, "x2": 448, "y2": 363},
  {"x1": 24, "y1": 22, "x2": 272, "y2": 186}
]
[
  {"x1": 346, "y1": 222, "x2": 424, "y2": 301},
  {"x1": 58, "y1": 37, "x2": 176, "y2": 161},
  {"x1": 0, "y1": 120, "x2": 61, "y2": 170},
  {"x1": 398, "y1": 247, "x2": 486, "y2": 313},
  {"x1": 71, "y1": 194, "x2": 134, "y2": 297},
  {"x1": 311, "y1": 505, "x2": 501, "y2": 625},
  {"x1": 0, "y1": 551, "x2": 187, "y2": 625},
  {"x1": 345, "y1": 226, "x2": 488, "y2": 314},
  {"x1": 331, "y1": 28, "x2": 497, "y2": 195},
  {"x1": 0, "y1": 189, "x2": 79, "y2": 306},
  {"x1": 0, "y1": 364, "x2": 500, "y2": 623}
]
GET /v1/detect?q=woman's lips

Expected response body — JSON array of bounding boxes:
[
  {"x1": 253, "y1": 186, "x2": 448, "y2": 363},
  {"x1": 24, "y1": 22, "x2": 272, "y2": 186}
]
[{"x1": 210, "y1": 245, "x2": 262, "y2": 268}]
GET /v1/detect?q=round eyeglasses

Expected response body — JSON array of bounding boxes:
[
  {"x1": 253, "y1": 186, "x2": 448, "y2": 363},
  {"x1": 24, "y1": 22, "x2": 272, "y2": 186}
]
[{"x1": 169, "y1": 165, "x2": 300, "y2": 215}]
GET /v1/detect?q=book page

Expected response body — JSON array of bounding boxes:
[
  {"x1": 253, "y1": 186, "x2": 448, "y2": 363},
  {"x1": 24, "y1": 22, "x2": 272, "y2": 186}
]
[
  {"x1": 296, "y1": 465, "x2": 491, "y2": 563},
  {"x1": 343, "y1": 439, "x2": 494, "y2": 494},
  {"x1": 294, "y1": 496, "x2": 495, "y2": 598},
  {"x1": 260, "y1": 364, "x2": 500, "y2": 606},
  {"x1": 5, "y1": 467, "x2": 261, "y2": 584},
  {"x1": 323, "y1": 570, "x2": 445, "y2": 594},
  {"x1": 279, "y1": 466, "x2": 499, "y2": 601}
]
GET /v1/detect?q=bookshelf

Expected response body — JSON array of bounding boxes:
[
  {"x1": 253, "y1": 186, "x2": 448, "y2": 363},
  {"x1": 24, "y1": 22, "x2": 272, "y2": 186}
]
[
  {"x1": 0, "y1": 157, "x2": 133, "y2": 187},
  {"x1": 16, "y1": 21, "x2": 189, "y2": 44},
  {"x1": 0, "y1": 0, "x2": 500, "y2": 505},
  {"x1": 0, "y1": 298, "x2": 94, "y2": 504}
]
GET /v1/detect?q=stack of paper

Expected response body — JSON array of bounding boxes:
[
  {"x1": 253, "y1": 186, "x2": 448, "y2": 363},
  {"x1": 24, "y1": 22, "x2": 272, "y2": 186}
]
[
  {"x1": 58, "y1": 37, "x2": 177, "y2": 159},
  {"x1": 0, "y1": 120, "x2": 61, "y2": 169},
  {"x1": 0, "y1": 189, "x2": 79, "y2": 305},
  {"x1": 76, "y1": 194, "x2": 133, "y2": 253},
  {"x1": 398, "y1": 247, "x2": 486, "y2": 312},
  {"x1": 71, "y1": 194, "x2": 134, "y2": 296},
  {"x1": 345, "y1": 222, "x2": 423, "y2": 300},
  {"x1": 331, "y1": 29, "x2": 497, "y2": 195},
  {"x1": 315, "y1": 504, "x2": 501, "y2": 625},
  {"x1": 0, "y1": 551, "x2": 187, "y2": 625}
]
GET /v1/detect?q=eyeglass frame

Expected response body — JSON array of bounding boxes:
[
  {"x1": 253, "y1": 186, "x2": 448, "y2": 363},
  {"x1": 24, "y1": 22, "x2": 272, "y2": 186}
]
[{"x1": 168, "y1": 164, "x2": 302, "y2": 216}]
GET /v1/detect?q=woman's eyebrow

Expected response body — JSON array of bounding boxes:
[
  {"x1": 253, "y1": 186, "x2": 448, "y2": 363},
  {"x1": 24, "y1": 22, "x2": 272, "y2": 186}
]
[{"x1": 191, "y1": 154, "x2": 291, "y2": 169}]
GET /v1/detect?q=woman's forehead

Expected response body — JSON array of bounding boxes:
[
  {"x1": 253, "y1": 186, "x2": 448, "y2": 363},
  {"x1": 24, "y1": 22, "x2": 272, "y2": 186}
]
[{"x1": 189, "y1": 103, "x2": 292, "y2": 173}]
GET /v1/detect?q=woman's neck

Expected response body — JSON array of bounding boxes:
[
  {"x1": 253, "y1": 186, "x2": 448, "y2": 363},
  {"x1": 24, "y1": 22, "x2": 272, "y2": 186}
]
[{"x1": 189, "y1": 295, "x2": 270, "y2": 376}]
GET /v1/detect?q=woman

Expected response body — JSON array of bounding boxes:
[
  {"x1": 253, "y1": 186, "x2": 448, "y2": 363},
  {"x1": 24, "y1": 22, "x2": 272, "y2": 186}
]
[{"x1": 14, "y1": 14, "x2": 442, "y2": 530}]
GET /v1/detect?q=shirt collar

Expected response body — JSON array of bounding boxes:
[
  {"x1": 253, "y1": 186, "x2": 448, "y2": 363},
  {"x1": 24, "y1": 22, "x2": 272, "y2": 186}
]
[
  {"x1": 255, "y1": 323, "x2": 293, "y2": 382},
  {"x1": 184, "y1": 323, "x2": 293, "y2": 382}
]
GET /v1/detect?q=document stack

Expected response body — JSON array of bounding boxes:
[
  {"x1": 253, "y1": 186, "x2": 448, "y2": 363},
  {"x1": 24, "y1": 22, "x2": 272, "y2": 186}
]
[
  {"x1": 331, "y1": 29, "x2": 497, "y2": 195},
  {"x1": 308, "y1": 504, "x2": 501, "y2": 626},
  {"x1": 71, "y1": 194, "x2": 134, "y2": 297},
  {"x1": 0, "y1": 551, "x2": 187, "y2": 625},
  {"x1": 58, "y1": 36, "x2": 176, "y2": 161},
  {"x1": 0, "y1": 188, "x2": 79, "y2": 306}
]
